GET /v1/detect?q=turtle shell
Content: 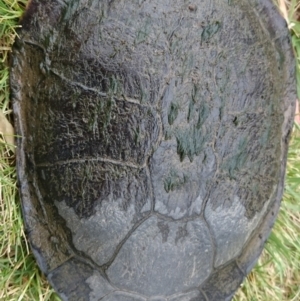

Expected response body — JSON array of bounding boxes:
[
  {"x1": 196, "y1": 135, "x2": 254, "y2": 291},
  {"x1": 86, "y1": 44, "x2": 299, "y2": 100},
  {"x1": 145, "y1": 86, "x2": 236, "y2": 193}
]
[{"x1": 11, "y1": 0, "x2": 296, "y2": 300}]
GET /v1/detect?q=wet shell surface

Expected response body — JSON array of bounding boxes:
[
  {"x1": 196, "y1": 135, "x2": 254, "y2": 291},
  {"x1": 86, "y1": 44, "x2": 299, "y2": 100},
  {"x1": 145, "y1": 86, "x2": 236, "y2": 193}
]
[{"x1": 11, "y1": 0, "x2": 296, "y2": 300}]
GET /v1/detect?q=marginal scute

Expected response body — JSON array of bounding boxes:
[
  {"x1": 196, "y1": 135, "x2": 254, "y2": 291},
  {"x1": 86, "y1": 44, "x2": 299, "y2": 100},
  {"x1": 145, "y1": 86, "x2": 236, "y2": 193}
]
[
  {"x1": 200, "y1": 262, "x2": 244, "y2": 301},
  {"x1": 101, "y1": 292, "x2": 147, "y2": 301},
  {"x1": 48, "y1": 258, "x2": 96, "y2": 301},
  {"x1": 237, "y1": 189, "x2": 282, "y2": 274},
  {"x1": 29, "y1": 224, "x2": 73, "y2": 274},
  {"x1": 168, "y1": 290, "x2": 206, "y2": 301},
  {"x1": 18, "y1": 174, "x2": 73, "y2": 273}
]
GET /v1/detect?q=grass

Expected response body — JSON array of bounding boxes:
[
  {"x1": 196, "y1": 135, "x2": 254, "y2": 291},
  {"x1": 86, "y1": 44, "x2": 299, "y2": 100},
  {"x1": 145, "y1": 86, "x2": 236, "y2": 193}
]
[{"x1": 0, "y1": 0, "x2": 299, "y2": 300}]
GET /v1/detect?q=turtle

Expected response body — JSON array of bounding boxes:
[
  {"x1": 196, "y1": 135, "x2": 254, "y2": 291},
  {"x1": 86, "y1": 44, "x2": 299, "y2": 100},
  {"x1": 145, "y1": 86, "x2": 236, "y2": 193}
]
[{"x1": 10, "y1": 0, "x2": 296, "y2": 300}]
